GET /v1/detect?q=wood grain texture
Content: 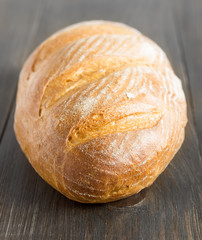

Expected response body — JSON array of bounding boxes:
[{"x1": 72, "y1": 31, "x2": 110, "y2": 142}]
[
  {"x1": 0, "y1": 0, "x2": 201, "y2": 239},
  {"x1": 174, "y1": 0, "x2": 202, "y2": 155},
  {"x1": 0, "y1": 0, "x2": 44, "y2": 142}
]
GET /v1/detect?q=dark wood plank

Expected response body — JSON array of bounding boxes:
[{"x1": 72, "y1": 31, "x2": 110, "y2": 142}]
[
  {"x1": 0, "y1": 0, "x2": 44, "y2": 141},
  {"x1": 173, "y1": 0, "x2": 202, "y2": 155},
  {"x1": 0, "y1": 0, "x2": 201, "y2": 239}
]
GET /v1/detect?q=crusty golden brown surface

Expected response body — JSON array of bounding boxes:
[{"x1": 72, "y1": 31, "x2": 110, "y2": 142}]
[{"x1": 14, "y1": 20, "x2": 187, "y2": 203}]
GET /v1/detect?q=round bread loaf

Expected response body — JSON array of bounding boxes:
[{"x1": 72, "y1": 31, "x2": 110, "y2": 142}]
[{"x1": 14, "y1": 20, "x2": 187, "y2": 203}]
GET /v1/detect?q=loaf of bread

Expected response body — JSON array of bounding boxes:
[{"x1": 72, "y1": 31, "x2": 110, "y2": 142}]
[{"x1": 14, "y1": 20, "x2": 187, "y2": 203}]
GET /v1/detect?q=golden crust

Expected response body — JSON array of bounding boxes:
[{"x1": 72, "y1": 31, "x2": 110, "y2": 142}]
[{"x1": 14, "y1": 20, "x2": 187, "y2": 203}]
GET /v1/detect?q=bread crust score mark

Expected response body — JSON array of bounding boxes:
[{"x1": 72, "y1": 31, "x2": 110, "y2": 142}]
[
  {"x1": 66, "y1": 101, "x2": 162, "y2": 151},
  {"x1": 37, "y1": 33, "x2": 170, "y2": 116}
]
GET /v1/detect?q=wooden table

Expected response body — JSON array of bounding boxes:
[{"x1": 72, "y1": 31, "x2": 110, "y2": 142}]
[{"x1": 0, "y1": 0, "x2": 201, "y2": 239}]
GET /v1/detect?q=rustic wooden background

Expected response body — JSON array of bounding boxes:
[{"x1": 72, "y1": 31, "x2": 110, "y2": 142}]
[{"x1": 0, "y1": 0, "x2": 201, "y2": 239}]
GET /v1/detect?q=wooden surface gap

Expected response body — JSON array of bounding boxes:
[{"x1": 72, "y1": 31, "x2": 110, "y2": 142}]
[{"x1": 0, "y1": 89, "x2": 16, "y2": 144}]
